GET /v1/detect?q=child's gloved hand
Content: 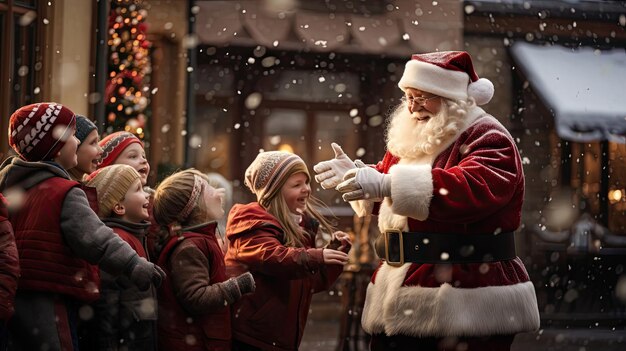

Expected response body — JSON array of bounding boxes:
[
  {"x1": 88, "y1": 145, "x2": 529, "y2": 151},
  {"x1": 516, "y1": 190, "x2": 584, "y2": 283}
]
[
  {"x1": 327, "y1": 231, "x2": 352, "y2": 253},
  {"x1": 128, "y1": 257, "x2": 166, "y2": 291},
  {"x1": 235, "y1": 271, "x2": 256, "y2": 295},
  {"x1": 221, "y1": 272, "x2": 256, "y2": 303}
]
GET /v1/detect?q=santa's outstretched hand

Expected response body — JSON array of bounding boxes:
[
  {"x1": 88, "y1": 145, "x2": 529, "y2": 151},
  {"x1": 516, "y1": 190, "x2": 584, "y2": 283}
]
[
  {"x1": 314, "y1": 143, "x2": 358, "y2": 189},
  {"x1": 336, "y1": 166, "x2": 391, "y2": 202}
]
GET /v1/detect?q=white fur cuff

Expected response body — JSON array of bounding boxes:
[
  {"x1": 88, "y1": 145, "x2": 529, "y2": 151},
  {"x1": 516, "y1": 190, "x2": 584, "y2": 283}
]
[{"x1": 388, "y1": 164, "x2": 433, "y2": 221}]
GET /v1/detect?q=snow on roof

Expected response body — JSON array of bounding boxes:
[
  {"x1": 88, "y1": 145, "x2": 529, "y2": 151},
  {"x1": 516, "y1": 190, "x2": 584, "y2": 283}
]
[{"x1": 511, "y1": 42, "x2": 626, "y2": 143}]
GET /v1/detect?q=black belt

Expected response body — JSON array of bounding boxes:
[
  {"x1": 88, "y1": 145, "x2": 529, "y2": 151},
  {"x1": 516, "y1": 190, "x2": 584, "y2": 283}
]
[{"x1": 376, "y1": 230, "x2": 517, "y2": 266}]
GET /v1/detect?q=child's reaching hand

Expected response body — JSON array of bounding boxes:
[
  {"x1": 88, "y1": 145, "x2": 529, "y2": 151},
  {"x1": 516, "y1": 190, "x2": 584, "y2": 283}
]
[
  {"x1": 128, "y1": 257, "x2": 166, "y2": 291},
  {"x1": 322, "y1": 248, "x2": 349, "y2": 265},
  {"x1": 327, "y1": 231, "x2": 352, "y2": 253},
  {"x1": 234, "y1": 271, "x2": 256, "y2": 295}
]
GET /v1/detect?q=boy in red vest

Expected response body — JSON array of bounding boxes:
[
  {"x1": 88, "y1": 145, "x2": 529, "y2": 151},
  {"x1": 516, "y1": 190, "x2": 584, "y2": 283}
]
[
  {"x1": 86, "y1": 164, "x2": 157, "y2": 351},
  {"x1": 98, "y1": 131, "x2": 161, "y2": 259},
  {"x1": 0, "y1": 102, "x2": 166, "y2": 351}
]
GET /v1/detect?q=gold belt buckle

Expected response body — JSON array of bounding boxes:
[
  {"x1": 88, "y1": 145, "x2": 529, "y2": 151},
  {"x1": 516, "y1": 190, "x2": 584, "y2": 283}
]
[{"x1": 384, "y1": 229, "x2": 404, "y2": 267}]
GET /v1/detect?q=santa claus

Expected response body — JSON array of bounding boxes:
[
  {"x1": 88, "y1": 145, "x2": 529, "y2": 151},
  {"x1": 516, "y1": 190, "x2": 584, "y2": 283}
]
[{"x1": 314, "y1": 51, "x2": 540, "y2": 351}]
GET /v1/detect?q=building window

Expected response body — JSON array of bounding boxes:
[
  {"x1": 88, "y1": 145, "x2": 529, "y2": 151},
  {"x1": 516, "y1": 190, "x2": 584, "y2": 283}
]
[
  {"x1": 194, "y1": 55, "x2": 362, "y2": 190},
  {"x1": 560, "y1": 141, "x2": 626, "y2": 236},
  {"x1": 10, "y1": 10, "x2": 37, "y2": 113},
  {"x1": 188, "y1": 103, "x2": 234, "y2": 177},
  {"x1": 256, "y1": 70, "x2": 360, "y2": 104},
  {"x1": 190, "y1": 64, "x2": 235, "y2": 177},
  {"x1": 263, "y1": 108, "x2": 308, "y2": 158},
  {"x1": 0, "y1": 0, "x2": 40, "y2": 156},
  {"x1": 313, "y1": 110, "x2": 358, "y2": 206}
]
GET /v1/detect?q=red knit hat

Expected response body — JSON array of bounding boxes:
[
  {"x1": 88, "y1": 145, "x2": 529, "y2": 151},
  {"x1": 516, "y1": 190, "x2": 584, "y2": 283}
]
[
  {"x1": 8, "y1": 102, "x2": 77, "y2": 162},
  {"x1": 98, "y1": 131, "x2": 143, "y2": 168},
  {"x1": 398, "y1": 51, "x2": 494, "y2": 105}
]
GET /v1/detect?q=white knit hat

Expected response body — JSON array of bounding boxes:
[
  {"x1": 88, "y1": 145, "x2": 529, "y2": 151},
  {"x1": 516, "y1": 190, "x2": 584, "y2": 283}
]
[{"x1": 398, "y1": 51, "x2": 494, "y2": 106}]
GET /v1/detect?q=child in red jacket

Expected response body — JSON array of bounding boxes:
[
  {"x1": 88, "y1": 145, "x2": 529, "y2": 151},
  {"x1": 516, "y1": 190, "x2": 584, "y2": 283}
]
[
  {"x1": 153, "y1": 169, "x2": 255, "y2": 351},
  {"x1": 86, "y1": 164, "x2": 158, "y2": 351},
  {"x1": 225, "y1": 151, "x2": 352, "y2": 351}
]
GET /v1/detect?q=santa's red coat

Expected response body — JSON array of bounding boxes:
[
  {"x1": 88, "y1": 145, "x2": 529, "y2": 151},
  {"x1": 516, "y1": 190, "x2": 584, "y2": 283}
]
[{"x1": 358, "y1": 107, "x2": 540, "y2": 338}]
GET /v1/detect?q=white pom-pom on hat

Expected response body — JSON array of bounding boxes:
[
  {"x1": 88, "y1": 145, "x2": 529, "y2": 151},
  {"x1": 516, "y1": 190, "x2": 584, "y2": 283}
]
[{"x1": 468, "y1": 78, "x2": 494, "y2": 106}]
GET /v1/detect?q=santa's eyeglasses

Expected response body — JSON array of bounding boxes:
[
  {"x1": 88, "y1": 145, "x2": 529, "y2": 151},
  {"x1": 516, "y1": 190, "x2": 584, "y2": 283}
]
[{"x1": 404, "y1": 95, "x2": 439, "y2": 106}]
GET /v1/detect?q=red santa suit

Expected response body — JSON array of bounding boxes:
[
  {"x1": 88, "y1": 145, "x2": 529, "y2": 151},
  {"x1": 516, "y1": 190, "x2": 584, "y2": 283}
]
[{"x1": 356, "y1": 105, "x2": 540, "y2": 346}]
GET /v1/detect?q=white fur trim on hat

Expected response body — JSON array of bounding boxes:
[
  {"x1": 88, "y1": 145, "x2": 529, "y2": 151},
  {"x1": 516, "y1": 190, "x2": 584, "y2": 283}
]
[
  {"x1": 468, "y1": 78, "x2": 494, "y2": 106},
  {"x1": 398, "y1": 60, "x2": 494, "y2": 105},
  {"x1": 398, "y1": 60, "x2": 469, "y2": 101}
]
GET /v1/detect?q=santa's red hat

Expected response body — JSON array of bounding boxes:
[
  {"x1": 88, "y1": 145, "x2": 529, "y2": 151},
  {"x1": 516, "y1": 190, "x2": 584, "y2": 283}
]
[
  {"x1": 8, "y1": 102, "x2": 76, "y2": 162},
  {"x1": 398, "y1": 51, "x2": 494, "y2": 106}
]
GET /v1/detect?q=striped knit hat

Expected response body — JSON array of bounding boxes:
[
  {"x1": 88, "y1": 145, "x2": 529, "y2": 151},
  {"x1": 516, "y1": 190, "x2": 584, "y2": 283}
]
[
  {"x1": 8, "y1": 102, "x2": 77, "y2": 162},
  {"x1": 85, "y1": 164, "x2": 141, "y2": 218},
  {"x1": 245, "y1": 151, "x2": 309, "y2": 207},
  {"x1": 98, "y1": 131, "x2": 143, "y2": 168}
]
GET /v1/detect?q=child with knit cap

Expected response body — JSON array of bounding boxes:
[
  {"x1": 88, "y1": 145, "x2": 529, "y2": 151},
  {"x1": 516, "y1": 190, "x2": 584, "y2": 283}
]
[
  {"x1": 153, "y1": 169, "x2": 256, "y2": 351},
  {"x1": 63, "y1": 115, "x2": 103, "y2": 350},
  {"x1": 98, "y1": 131, "x2": 150, "y2": 185},
  {"x1": 225, "y1": 151, "x2": 351, "y2": 351},
  {"x1": 0, "y1": 102, "x2": 165, "y2": 351},
  {"x1": 99, "y1": 131, "x2": 161, "y2": 258},
  {"x1": 86, "y1": 164, "x2": 157, "y2": 351},
  {"x1": 67, "y1": 115, "x2": 103, "y2": 182}
]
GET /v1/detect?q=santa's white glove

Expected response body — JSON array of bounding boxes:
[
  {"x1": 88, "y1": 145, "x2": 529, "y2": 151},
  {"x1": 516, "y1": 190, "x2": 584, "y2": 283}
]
[
  {"x1": 336, "y1": 166, "x2": 391, "y2": 202},
  {"x1": 314, "y1": 143, "x2": 358, "y2": 189}
]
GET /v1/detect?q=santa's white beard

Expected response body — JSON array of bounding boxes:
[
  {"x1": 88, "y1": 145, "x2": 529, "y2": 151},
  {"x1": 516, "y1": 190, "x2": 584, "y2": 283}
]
[{"x1": 386, "y1": 100, "x2": 467, "y2": 159}]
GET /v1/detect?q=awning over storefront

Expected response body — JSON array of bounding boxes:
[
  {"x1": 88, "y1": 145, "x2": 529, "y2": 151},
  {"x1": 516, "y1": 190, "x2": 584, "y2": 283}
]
[
  {"x1": 194, "y1": 0, "x2": 462, "y2": 56},
  {"x1": 510, "y1": 42, "x2": 626, "y2": 143}
]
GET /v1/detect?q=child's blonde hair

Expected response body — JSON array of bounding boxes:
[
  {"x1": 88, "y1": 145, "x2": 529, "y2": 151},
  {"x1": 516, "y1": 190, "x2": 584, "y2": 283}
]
[
  {"x1": 264, "y1": 162, "x2": 335, "y2": 248},
  {"x1": 153, "y1": 169, "x2": 211, "y2": 232}
]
